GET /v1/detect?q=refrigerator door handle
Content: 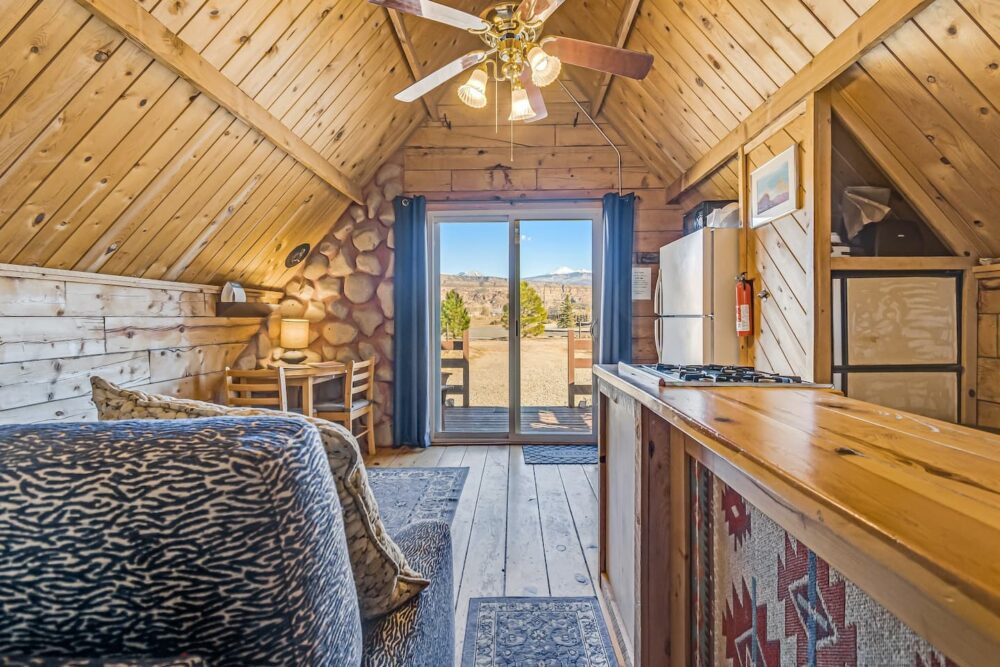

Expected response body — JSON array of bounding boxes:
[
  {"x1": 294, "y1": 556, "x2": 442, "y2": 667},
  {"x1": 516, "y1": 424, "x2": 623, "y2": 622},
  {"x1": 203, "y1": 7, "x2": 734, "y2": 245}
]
[
  {"x1": 659, "y1": 314, "x2": 714, "y2": 319},
  {"x1": 654, "y1": 317, "x2": 662, "y2": 363},
  {"x1": 653, "y1": 271, "x2": 663, "y2": 315}
]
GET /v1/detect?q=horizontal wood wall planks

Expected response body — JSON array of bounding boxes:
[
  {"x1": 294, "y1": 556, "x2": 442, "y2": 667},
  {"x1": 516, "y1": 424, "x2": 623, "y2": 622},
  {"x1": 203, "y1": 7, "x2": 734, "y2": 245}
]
[
  {"x1": 105, "y1": 317, "x2": 264, "y2": 352},
  {"x1": 0, "y1": 267, "x2": 274, "y2": 424},
  {"x1": 404, "y1": 78, "x2": 676, "y2": 363}
]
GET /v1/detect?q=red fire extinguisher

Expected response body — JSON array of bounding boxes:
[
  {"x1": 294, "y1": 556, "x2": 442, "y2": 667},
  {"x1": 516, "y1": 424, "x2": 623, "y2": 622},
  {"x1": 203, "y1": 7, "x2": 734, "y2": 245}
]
[{"x1": 736, "y1": 273, "x2": 752, "y2": 337}]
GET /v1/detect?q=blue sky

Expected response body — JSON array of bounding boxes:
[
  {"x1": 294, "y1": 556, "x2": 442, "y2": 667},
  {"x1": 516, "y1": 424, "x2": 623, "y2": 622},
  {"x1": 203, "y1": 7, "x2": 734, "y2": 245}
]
[{"x1": 440, "y1": 220, "x2": 593, "y2": 278}]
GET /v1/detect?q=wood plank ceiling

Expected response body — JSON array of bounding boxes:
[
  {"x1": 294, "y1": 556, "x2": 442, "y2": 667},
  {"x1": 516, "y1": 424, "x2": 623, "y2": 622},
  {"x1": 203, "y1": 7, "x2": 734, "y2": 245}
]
[
  {"x1": 398, "y1": 0, "x2": 1000, "y2": 258},
  {"x1": 2, "y1": 0, "x2": 998, "y2": 293},
  {"x1": 0, "y1": 0, "x2": 423, "y2": 289}
]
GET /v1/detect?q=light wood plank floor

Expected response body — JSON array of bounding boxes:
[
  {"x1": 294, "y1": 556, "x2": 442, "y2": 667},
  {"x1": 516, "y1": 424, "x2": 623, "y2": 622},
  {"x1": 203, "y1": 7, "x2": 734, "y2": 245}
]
[{"x1": 368, "y1": 445, "x2": 600, "y2": 662}]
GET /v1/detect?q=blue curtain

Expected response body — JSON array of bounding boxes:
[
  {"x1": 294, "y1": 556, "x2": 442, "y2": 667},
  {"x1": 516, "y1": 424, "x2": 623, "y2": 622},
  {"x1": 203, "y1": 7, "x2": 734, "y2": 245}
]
[
  {"x1": 598, "y1": 192, "x2": 635, "y2": 365},
  {"x1": 392, "y1": 195, "x2": 431, "y2": 448}
]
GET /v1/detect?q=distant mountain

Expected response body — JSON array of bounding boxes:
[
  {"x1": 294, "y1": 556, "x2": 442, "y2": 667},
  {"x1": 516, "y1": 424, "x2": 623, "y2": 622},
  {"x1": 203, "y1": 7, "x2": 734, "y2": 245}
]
[{"x1": 525, "y1": 268, "x2": 593, "y2": 286}]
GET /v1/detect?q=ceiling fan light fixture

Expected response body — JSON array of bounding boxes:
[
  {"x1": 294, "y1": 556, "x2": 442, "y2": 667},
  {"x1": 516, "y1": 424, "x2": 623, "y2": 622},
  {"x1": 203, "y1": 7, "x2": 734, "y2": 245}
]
[
  {"x1": 458, "y1": 67, "x2": 489, "y2": 108},
  {"x1": 527, "y1": 46, "x2": 561, "y2": 87},
  {"x1": 508, "y1": 84, "x2": 536, "y2": 121}
]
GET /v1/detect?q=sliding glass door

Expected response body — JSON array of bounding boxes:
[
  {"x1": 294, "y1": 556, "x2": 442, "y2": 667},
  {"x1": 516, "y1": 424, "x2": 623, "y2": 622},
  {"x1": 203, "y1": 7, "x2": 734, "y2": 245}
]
[
  {"x1": 516, "y1": 219, "x2": 595, "y2": 437},
  {"x1": 432, "y1": 208, "x2": 601, "y2": 443}
]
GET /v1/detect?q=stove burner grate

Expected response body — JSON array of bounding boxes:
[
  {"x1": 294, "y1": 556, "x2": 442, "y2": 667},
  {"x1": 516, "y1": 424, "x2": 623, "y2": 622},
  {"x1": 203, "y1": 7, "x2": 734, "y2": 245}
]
[{"x1": 652, "y1": 364, "x2": 802, "y2": 384}]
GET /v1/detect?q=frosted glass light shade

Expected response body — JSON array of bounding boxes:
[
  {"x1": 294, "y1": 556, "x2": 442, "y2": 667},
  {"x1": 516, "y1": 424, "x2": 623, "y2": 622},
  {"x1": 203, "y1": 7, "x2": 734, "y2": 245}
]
[
  {"x1": 280, "y1": 318, "x2": 310, "y2": 350},
  {"x1": 458, "y1": 68, "x2": 489, "y2": 108},
  {"x1": 527, "y1": 47, "x2": 561, "y2": 87},
  {"x1": 508, "y1": 85, "x2": 536, "y2": 121}
]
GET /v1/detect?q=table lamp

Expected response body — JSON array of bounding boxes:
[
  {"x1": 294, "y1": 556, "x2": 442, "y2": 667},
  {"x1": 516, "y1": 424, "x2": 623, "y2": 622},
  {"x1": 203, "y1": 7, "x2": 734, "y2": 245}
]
[{"x1": 279, "y1": 318, "x2": 309, "y2": 364}]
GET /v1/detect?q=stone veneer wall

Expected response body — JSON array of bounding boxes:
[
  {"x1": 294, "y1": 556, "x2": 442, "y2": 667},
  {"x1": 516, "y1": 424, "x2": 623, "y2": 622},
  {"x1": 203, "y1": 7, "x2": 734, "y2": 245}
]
[{"x1": 270, "y1": 156, "x2": 401, "y2": 447}]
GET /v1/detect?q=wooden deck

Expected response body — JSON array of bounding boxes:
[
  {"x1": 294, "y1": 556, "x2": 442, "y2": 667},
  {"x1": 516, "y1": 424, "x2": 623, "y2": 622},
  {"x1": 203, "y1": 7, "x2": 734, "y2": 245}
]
[
  {"x1": 369, "y1": 445, "x2": 599, "y2": 662},
  {"x1": 442, "y1": 405, "x2": 593, "y2": 434}
]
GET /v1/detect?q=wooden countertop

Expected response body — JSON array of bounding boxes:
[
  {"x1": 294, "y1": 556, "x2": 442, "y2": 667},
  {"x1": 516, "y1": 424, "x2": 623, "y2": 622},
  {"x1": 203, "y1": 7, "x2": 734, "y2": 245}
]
[{"x1": 594, "y1": 364, "x2": 1000, "y2": 663}]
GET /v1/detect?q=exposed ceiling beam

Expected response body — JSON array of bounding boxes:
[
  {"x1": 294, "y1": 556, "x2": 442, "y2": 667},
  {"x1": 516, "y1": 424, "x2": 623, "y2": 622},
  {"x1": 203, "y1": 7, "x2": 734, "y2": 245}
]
[
  {"x1": 74, "y1": 0, "x2": 365, "y2": 205},
  {"x1": 663, "y1": 0, "x2": 936, "y2": 204},
  {"x1": 386, "y1": 9, "x2": 438, "y2": 120},
  {"x1": 590, "y1": 0, "x2": 642, "y2": 118}
]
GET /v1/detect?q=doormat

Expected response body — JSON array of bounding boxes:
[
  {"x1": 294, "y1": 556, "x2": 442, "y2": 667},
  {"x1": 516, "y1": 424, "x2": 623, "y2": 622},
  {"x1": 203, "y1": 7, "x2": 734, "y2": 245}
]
[
  {"x1": 367, "y1": 467, "x2": 467, "y2": 535},
  {"x1": 462, "y1": 597, "x2": 618, "y2": 667},
  {"x1": 522, "y1": 444, "x2": 597, "y2": 465}
]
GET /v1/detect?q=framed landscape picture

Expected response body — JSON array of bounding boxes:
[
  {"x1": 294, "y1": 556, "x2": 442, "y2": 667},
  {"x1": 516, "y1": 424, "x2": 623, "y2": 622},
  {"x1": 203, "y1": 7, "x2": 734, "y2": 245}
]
[{"x1": 750, "y1": 144, "x2": 798, "y2": 227}]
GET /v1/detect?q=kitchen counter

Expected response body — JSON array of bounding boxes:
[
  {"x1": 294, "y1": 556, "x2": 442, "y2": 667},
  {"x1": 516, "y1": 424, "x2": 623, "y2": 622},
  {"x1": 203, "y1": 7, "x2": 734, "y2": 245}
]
[{"x1": 594, "y1": 363, "x2": 1000, "y2": 667}]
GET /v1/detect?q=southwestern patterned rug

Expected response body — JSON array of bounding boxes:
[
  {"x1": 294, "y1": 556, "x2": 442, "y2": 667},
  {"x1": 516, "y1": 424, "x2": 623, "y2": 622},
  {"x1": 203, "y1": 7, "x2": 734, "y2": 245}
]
[
  {"x1": 462, "y1": 597, "x2": 619, "y2": 667},
  {"x1": 523, "y1": 444, "x2": 598, "y2": 465},
  {"x1": 367, "y1": 466, "x2": 468, "y2": 534}
]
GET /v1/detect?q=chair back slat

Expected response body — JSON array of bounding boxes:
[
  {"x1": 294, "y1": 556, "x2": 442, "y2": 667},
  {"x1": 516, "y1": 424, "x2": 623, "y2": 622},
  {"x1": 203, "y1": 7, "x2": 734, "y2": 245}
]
[
  {"x1": 343, "y1": 359, "x2": 375, "y2": 411},
  {"x1": 225, "y1": 367, "x2": 288, "y2": 412},
  {"x1": 314, "y1": 358, "x2": 377, "y2": 456}
]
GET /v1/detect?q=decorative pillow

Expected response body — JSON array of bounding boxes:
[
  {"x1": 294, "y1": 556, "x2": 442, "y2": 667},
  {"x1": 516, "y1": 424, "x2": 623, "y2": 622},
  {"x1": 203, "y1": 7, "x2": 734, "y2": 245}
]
[{"x1": 90, "y1": 377, "x2": 428, "y2": 619}]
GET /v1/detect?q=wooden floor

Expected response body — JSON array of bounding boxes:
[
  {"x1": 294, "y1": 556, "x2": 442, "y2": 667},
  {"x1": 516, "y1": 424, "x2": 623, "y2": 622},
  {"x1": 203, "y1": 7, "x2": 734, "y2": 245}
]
[
  {"x1": 369, "y1": 445, "x2": 599, "y2": 662},
  {"x1": 442, "y1": 405, "x2": 594, "y2": 435}
]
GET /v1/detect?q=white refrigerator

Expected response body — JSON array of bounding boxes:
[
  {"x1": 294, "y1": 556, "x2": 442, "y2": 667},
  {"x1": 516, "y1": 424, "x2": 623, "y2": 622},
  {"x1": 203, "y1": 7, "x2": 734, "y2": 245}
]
[{"x1": 654, "y1": 227, "x2": 740, "y2": 366}]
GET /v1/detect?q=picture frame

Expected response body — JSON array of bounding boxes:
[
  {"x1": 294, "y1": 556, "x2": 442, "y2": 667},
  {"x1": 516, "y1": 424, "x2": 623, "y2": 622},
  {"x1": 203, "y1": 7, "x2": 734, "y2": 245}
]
[{"x1": 750, "y1": 144, "x2": 799, "y2": 228}]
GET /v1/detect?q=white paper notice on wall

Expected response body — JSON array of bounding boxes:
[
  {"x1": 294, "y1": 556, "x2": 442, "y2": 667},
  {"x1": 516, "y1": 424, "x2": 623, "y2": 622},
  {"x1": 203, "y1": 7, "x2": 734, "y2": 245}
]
[{"x1": 632, "y1": 267, "x2": 652, "y2": 300}]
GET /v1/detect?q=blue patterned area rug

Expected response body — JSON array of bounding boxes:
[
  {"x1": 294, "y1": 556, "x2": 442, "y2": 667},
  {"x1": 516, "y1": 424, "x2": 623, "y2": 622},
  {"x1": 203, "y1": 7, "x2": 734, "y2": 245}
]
[
  {"x1": 367, "y1": 467, "x2": 468, "y2": 534},
  {"x1": 462, "y1": 597, "x2": 619, "y2": 667},
  {"x1": 523, "y1": 444, "x2": 598, "y2": 465}
]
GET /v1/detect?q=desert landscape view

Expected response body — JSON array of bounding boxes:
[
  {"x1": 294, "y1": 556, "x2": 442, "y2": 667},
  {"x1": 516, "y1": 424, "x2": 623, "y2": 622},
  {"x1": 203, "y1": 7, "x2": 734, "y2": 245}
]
[{"x1": 439, "y1": 270, "x2": 594, "y2": 413}]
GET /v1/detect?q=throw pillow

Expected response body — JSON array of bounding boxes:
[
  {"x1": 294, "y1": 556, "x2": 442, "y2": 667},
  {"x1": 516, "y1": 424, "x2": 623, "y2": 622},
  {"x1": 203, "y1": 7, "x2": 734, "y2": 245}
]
[{"x1": 90, "y1": 377, "x2": 428, "y2": 619}]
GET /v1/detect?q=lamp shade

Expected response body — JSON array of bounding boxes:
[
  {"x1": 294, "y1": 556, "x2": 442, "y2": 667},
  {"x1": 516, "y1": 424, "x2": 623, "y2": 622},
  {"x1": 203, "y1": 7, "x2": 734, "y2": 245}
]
[
  {"x1": 280, "y1": 318, "x2": 310, "y2": 350},
  {"x1": 508, "y1": 85, "x2": 536, "y2": 121},
  {"x1": 527, "y1": 46, "x2": 560, "y2": 87},
  {"x1": 458, "y1": 67, "x2": 489, "y2": 108}
]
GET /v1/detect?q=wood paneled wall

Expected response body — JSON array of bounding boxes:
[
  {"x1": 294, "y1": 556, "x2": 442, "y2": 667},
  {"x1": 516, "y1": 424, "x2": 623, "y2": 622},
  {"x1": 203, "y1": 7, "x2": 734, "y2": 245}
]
[
  {"x1": 977, "y1": 266, "x2": 1000, "y2": 432},
  {"x1": 0, "y1": 0, "x2": 422, "y2": 289},
  {"x1": 0, "y1": 265, "x2": 277, "y2": 424},
  {"x1": 403, "y1": 80, "x2": 680, "y2": 362},
  {"x1": 744, "y1": 110, "x2": 817, "y2": 381}
]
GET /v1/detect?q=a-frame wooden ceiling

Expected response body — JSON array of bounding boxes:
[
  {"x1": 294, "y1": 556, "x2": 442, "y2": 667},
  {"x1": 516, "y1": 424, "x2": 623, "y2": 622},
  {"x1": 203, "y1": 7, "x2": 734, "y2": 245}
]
[
  {"x1": 0, "y1": 0, "x2": 423, "y2": 289},
  {"x1": 397, "y1": 0, "x2": 1000, "y2": 256},
  {"x1": 2, "y1": 0, "x2": 998, "y2": 292}
]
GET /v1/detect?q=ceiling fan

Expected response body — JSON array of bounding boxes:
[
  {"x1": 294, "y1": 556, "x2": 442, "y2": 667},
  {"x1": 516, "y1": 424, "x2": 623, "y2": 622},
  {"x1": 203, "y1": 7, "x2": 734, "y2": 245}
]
[{"x1": 369, "y1": 0, "x2": 654, "y2": 123}]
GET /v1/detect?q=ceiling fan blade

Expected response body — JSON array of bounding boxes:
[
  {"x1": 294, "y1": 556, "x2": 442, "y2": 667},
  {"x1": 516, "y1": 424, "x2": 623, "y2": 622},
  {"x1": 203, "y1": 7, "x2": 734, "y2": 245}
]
[
  {"x1": 368, "y1": 0, "x2": 489, "y2": 31},
  {"x1": 540, "y1": 36, "x2": 653, "y2": 79},
  {"x1": 394, "y1": 51, "x2": 490, "y2": 102},
  {"x1": 520, "y1": 68, "x2": 548, "y2": 123},
  {"x1": 514, "y1": 0, "x2": 567, "y2": 25}
]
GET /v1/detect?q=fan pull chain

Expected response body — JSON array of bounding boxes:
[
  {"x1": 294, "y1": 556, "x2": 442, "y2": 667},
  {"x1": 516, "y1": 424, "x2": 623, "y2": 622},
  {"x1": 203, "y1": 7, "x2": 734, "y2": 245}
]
[{"x1": 494, "y1": 54, "x2": 499, "y2": 134}]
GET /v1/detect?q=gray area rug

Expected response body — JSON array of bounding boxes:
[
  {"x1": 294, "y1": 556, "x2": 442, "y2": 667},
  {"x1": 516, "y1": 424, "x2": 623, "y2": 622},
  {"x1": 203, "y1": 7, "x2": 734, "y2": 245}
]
[
  {"x1": 523, "y1": 444, "x2": 598, "y2": 465},
  {"x1": 367, "y1": 466, "x2": 468, "y2": 534},
  {"x1": 462, "y1": 597, "x2": 618, "y2": 667}
]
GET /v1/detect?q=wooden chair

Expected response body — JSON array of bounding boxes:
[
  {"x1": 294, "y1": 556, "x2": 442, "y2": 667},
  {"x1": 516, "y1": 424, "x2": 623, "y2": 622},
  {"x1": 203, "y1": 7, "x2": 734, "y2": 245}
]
[
  {"x1": 441, "y1": 329, "x2": 470, "y2": 407},
  {"x1": 567, "y1": 329, "x2": 593, "y2": 408},
  {"x1": 315, "y1": 359, "x2": 376, "y2": 456},
  {"x1": 224, "y1": 367, "x2": 289, "y2": 411}
]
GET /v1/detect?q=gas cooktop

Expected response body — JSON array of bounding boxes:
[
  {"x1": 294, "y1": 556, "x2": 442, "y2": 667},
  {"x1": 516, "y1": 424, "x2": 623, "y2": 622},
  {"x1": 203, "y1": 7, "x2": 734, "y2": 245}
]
[{"x1": 623, "y1": 363, "x2": 817, "y2": 387}]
